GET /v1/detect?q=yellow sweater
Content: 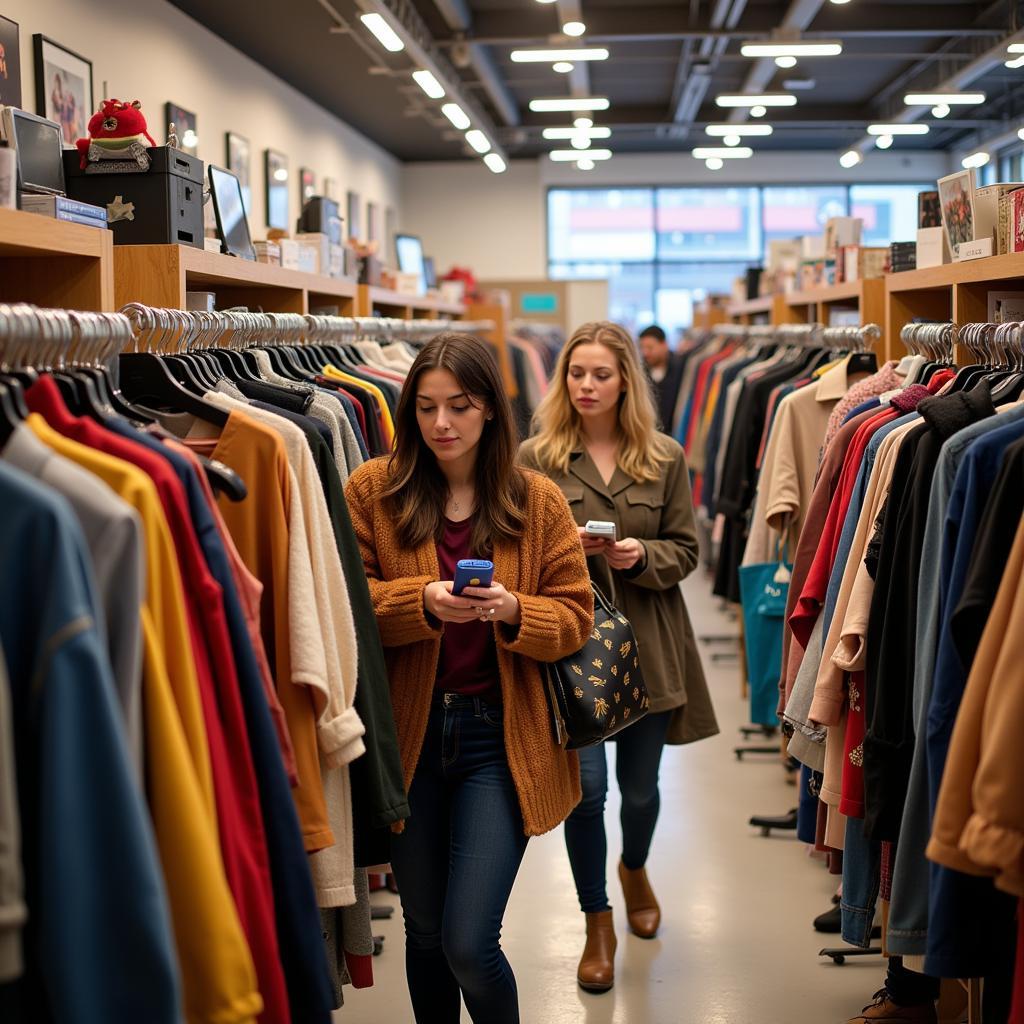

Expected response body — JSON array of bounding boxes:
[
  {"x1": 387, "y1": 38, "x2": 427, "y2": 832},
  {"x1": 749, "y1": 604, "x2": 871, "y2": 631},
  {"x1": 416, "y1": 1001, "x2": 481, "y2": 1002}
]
[{"x1": 344, "y1": 459, "x2": 594, "y2": 835}]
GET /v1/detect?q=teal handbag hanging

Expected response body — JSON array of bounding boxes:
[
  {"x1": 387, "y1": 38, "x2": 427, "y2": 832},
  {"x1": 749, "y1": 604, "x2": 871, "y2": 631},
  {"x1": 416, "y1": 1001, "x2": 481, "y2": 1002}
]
[{"x1": 738, "y1": 539, "x2": 792, "y2": 727}]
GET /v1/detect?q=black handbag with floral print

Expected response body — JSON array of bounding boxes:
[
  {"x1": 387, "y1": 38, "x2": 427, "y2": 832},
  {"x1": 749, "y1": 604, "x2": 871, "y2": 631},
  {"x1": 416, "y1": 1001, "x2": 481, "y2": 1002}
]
[{"x1": 543, "y1": 583, "x2": 650, "y2": 750}]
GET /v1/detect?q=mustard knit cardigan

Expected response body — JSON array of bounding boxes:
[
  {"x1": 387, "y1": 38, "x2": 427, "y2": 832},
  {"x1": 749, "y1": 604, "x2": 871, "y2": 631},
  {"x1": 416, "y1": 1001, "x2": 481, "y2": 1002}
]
[{"x1": 345, "y1": 459, "x2": 595, "y2": 836}]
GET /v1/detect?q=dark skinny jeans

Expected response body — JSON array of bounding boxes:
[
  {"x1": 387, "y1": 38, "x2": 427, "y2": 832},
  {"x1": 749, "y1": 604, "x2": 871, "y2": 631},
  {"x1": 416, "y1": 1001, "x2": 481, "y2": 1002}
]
[
  {"x1": 564, "y1": 710, "x2": 672, "y2": 914},
  {"x1": 389, "y1": 694, "x2": 529, "y2": 1024}
]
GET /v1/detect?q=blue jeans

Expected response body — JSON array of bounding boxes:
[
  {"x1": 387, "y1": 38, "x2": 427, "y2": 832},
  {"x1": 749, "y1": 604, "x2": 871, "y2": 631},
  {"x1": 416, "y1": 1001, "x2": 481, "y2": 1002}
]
[
  {"x1": 841, "y1": 814, "x2": 881, "y2": 948},
  {"x1": 390, "y1": 694, "x2": 529, "y2": 1024},
  {"x1": 564, "y1": 710, "x2": 672, "y2": 914}
]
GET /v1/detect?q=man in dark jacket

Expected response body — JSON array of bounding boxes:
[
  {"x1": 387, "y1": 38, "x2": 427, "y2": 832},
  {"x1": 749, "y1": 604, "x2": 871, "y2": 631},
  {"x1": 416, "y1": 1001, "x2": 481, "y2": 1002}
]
[{"x1": 639, "y1": 325, "x2": 684, "y2": 434}]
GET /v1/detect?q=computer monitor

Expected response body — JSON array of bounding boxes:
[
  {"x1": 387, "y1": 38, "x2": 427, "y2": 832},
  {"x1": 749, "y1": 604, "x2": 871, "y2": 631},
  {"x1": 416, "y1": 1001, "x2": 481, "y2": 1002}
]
[
  {"x1": 209, "y1": 164, "x2": 256, "y2": 261},
  {"x1": 0, "y1": 107, "x2": 65, "y2": 196},
  {"x1": 395, "y1": 233, "x2": 426, "y2": 297}
]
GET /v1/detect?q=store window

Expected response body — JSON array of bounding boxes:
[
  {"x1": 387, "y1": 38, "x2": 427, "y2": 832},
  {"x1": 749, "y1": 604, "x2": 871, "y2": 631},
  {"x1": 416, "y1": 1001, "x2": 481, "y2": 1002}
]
[
  {"x1": 761, "y1": 186, "x2": 847, "y2": 245},
  {"x1": 547, "y1": 182, "x2": 936, "y2": 337}
]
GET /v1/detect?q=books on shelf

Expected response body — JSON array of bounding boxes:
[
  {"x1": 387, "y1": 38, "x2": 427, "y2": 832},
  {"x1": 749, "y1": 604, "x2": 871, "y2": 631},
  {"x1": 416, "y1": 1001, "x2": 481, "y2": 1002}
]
[
  {"x1": 19, "y1": 193, "x2": 108, "y2": 229},
  {"x1": 974, "y1": 183, "x2": 1024, "y2": 253},
  {"x1": 918, "y1": 190, "x2": 941, "y2": 229},
  {"x1": 839, "y1": 245, "x2": 888, "y2": 283}
]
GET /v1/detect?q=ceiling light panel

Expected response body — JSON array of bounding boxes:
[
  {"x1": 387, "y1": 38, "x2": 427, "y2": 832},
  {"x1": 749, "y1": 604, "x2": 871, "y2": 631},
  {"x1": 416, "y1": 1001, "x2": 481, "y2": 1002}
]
[
  {"x1": 465, "y1": 130, "x2": 491, "y2": 154},
  {"x1": 903, "y1": 92, "x2": 985, "y2": 105},
  {"x1": 562, "y1": 21, "x2": 586, "y2": 36},
  {"x1": 716, "y1": 93, "x2": 796, "y2": 107},
  {"x1": 549, "y1": 149, "x2": 612, "y2": 161},
  {"x1": 692, "y1": 147, "x2": 754, "y2": 159},
  {"x1": 412, "y1": 69, "x2": 445, "y2": 99},
  {"x1": 962, "y1": 151, "x2": 990, "y2": 169},
  {"x1": 867, "y1": 124, "x2": 929, "y2": 135},
  {"x1": 484, "y1": 153, "x2": 507, "y2": 173},
  {"x1": 441, "y1": 103, "x2": 471, "y2": 129},
  {"x1": 740, "y1": 41, "x2": 842, "y2": 57},
  {"x1": 360, "y1": 13, "x2": 404, "y2": 53},
  {"x1": 530, "y1": 97, "x2": 610, "y2": 112},
  {"x1": 705, "y1": 124, "x2": 773, "y2": 137},
  {"x1": 542, "y1": 126, "x2": 612, "y2": 139},
  {"x1": 510, "y1": 48, "x2": 609, "y2": 62}
]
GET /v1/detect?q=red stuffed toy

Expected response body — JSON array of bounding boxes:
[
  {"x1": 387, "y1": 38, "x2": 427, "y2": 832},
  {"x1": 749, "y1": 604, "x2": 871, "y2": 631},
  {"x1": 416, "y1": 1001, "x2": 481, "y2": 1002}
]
[{"x1": 76, "y1": 99, "x2": 155, "y2": 169}]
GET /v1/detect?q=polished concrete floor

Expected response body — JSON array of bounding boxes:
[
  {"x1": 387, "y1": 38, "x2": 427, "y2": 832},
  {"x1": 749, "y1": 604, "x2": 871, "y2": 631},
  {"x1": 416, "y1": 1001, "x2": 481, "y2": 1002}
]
[{"x1": 338, "y1": 573, "x2": 887, "y2": 1023}]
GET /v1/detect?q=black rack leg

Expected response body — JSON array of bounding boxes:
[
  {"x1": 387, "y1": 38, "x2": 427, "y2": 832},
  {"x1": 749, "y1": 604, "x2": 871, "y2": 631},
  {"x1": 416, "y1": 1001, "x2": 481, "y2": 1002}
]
[{"x1": 818, "y1": 945, "x2": 883, "y2": 966}]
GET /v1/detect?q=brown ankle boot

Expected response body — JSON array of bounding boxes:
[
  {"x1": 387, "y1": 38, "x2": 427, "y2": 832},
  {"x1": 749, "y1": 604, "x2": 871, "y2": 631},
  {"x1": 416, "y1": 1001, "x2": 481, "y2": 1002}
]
[
  {"x1": 618, "y1": 859, "x2": 660, "y2": 938},
  {"x1": 577, "y1": 910, "x2": 616, "y2": 993}
]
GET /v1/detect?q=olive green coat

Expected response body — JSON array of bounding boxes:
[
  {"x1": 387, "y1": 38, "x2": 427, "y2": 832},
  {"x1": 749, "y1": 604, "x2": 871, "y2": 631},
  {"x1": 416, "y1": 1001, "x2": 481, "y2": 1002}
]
[{"x1": 518, "y1": 437, "x2": 719, "y2": 745}]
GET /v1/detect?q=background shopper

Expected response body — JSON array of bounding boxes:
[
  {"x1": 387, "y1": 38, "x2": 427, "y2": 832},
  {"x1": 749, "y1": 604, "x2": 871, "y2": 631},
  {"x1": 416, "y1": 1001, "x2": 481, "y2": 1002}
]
[
  {"x1": 519, "y1": 320, "x2": 719, "y2": 994},
  {"x1": 345, "y1": 333, "x2": 594, "y2": 1024},
  {"x1": 639, "y1": 324, "x2": 686, "y2": 434}
]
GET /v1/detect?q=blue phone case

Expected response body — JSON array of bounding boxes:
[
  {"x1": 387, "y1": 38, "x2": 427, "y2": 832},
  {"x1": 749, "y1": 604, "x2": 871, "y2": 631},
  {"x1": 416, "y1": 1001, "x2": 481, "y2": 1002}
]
[{"x1": 452, "y1": 559, "x2": 494, "y2": 596}]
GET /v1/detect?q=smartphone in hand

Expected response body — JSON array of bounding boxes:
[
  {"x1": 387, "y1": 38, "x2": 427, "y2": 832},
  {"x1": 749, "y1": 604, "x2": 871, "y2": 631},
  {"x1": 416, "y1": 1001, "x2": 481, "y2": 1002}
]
[
  {"x1": 452, "y1": 559, "x2": 495, "y2": 596},
  {"x1": 584, "y1": 520, "x2": 617, "y2": 542}
]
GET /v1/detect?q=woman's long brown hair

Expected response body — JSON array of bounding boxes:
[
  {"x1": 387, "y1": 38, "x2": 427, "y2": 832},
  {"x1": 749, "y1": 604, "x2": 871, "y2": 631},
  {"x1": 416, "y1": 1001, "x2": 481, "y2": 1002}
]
[{"x1": 382, "y1": 332, "x2": 528, "y2": 555}]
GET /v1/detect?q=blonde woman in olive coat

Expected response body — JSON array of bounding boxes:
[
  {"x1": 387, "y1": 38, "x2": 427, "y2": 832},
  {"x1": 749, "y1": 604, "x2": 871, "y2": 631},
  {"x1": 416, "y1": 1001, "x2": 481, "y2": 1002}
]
[{"x1": 519, "y1": 320, "x2": 718, "y2": 995}]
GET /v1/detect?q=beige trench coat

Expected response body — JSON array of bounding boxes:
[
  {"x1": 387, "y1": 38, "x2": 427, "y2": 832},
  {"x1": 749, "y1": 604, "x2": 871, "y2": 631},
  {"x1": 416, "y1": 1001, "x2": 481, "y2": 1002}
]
[{"x1": 519, "y1": 437, "x2": 719, "y2": 745}]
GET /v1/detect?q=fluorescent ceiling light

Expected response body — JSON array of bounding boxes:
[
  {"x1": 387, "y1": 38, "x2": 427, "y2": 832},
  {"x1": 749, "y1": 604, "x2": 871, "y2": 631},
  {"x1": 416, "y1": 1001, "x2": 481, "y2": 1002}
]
[
  {"x1": 705, "y1": 124, "x2": 773, "y2": 137},
  {"x1": 741, "y1": 41, "x2": 841, "y2": 57},
  {"x1": 903, "y1": 92, "x2": 985, "y2": 106},
  {"x1": 412, "y1": 69, "x2": 445, "y2": 99},
  {"x1": 549, "y1": 148, "x2": 612, "y2": 161},
  {"x1": 1006, "y1": 55, "x2": 1024, "y2": 69},
  {"x1": 932, "y1": 104, "x2": 950, "y2": 118},
  {"x1": 1018, "y1": 128, "x2": 1024, "y2": 142},
  {"x1": 1009, "y1": 43, "x2": 1024, "y2": 53},
  {"x1": 867, "y1": 123, "x2": 929, "y2": 135},
  {"x1": 875, "y1": 134, "x2": 893, "y2": 149},
  {"x1": 750, "y1": 105, "x2": 767, "y2": 118},
  {"x1": 577, "y1": 158, "x2": 595, "y2": 171},
  {"x1": 839, "y1": 150, "x2": 862, "y2": 168},
  {"x1": 692, "y1": 146, "x2": 754, "y2": 159},
  {"x1": 465, "y1": 130, "x2": 491, "y2": 154},
  {"x1": 530, "y1": 97, "x2": 610, "y2": 112},
  {"x1": 830, "y1": 0, "x2": 851, "y2": 4},
  {"x1": 723, "y1": 134, "x2": 741, "y2": 146},
  {"x1": 775, "y1": 56, "x2": 797, "y2": 68},
  {"x1": 543, "y1": 126, "x2": 611, "y2": 139},
  {"x1": 962, "y1": 151, "x2": 990, "y2": 169},
  {"x1": 562, "y1": 21, "x2": 586, "y2": 36},
  {"x1": 441, "y1": 103, "x2": 471, "y2": 130},
  {"x1": 706, "y1": 158, "x2": 724, "y2": 170},
  {"x1": 484, "y1": 153, "x2": 507, "y2": 173},
  {"x1": 511, "y1": 48, "x2": 609, "y2": 62},
  {"x1": 360, "y1": 13, "x2": 404, "y2": 53},
  {"x1": 716, "y1": 93, "x2": 796, "y2": 107},
  {"x1": 553, "y1": 62, "x2": 574, "y2": 73},
  {"x1": 575, "y1": 117, "x2": 593, "y2": 129}
]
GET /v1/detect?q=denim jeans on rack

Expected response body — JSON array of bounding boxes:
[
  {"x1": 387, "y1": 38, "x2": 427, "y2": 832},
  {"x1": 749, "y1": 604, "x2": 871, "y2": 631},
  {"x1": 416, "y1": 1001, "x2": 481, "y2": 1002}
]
[
  {"x1": 841, "y1": 813, "x2": 882, "y2": 947},
  {"x1": 389, "y1": 693, "x2": 528, "y2": 1024},
  {"x1": 564, "y1": 710, "x2": 672, "y2": 914}
]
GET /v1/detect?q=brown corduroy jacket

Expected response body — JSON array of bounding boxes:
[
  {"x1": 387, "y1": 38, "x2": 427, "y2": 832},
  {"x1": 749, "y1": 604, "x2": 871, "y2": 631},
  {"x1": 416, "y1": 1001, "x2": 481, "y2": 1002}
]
[{"x1": 344, "y1": 459, "x2": 595, "y2": 836}]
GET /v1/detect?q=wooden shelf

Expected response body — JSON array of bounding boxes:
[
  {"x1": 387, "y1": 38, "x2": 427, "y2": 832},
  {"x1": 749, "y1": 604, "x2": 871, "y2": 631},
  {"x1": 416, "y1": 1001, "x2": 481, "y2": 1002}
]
[
  {"x1": 0, "y1": 206, "x2": 114, "y2": 310},
  {"x1": 727, "y1": 295, "x2": 774, "y2": 318},
  {"x1": 114, "y1": 244, "x2": 359, "y2": 314},
  {"x1": 357, "y1": 284, "x2": 466, "y2": 319}
]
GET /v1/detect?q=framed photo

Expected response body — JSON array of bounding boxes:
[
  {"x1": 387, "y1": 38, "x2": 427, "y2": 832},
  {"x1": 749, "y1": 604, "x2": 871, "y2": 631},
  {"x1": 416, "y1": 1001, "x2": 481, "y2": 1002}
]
[
  {"x1": 33, "y1": 34, "x2": 92, "y2": 147},
  {"x1": 367, "y1": 200, "x2": 380, "y2": 243},
  {"x1": 165, "y1": 102, "x2": 197, "y2": 155},
  {"x1": 937, "y1": 169, "x2": 976, "y2": 260},
  {"x1": 346, "y1": 190, "x2": 360, "y2": 240},
  {"x1": 300, "y1": 166, "x2": 316, "y2": 206},
  {"x1": 323, "y1": 176, "x2": 338, "y2": 201},
  {"x1": 225, "y1": 131, "x2": 251, "y2": 213},
  {"x1": 0, "y1": 16, "x2": 21, "y2": 108},
  {"x1": 265, "y1": 148, "x2": 289, "y2": 231}
]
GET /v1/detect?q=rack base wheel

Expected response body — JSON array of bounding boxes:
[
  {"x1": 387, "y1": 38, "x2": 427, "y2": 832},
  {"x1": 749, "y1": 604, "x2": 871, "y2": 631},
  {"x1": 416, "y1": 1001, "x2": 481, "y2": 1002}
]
[{"x1": 818, "y1": 945, "x2": 882, "y2": 965}]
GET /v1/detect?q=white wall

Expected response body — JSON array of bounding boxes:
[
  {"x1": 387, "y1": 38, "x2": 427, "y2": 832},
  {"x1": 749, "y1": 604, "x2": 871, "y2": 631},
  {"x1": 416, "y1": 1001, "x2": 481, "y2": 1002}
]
[
  {"x1": 403, "y1": 149, "x2": 954, "y2": 280},
  {"x1": 2, "y1": 0, "x2": 401, "y2": 237}
]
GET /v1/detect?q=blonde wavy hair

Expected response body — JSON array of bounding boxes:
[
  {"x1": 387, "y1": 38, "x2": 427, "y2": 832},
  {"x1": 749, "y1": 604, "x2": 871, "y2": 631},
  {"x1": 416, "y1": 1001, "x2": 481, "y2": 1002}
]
[{"x1": 529, "y1": 320, "x2": 674, "y2": 483}]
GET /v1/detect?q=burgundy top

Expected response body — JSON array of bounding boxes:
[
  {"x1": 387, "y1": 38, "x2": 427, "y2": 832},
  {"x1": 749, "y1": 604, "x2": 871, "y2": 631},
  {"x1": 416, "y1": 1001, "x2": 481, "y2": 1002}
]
[{"x1": 435, "y1": 517, "x2": 500, "y2": 701}]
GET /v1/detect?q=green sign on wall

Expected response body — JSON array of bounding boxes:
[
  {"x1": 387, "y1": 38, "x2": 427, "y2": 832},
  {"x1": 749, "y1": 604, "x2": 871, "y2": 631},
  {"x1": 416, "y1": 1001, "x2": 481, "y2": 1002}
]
[{"x1": 521, "y1": 292, "x2": 559, "y2": 314}]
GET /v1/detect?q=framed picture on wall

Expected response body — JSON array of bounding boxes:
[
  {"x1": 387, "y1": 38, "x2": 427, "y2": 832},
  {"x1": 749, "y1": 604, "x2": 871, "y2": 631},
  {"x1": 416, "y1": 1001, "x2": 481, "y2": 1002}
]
[
  {"x1": 165, "y1": 102, "x2": 198, "y2": 155},
  {"x1": 265, "y1": 148, "x2": 290, "y2": 231},
  {"x1": 300, "y1": 167, "x2": 316, "y2": 206},
  {"x1": 367, "y1": 200, "x2": 380, "y2": 243},
  {"x1": 323, "y1": 176, "x2": 338, "y2": 202},
  {"x1": 346, "y1": 190, "x2": 360, "y2": 241},
  {"x1": 33, "y1": 34, "x2": 92, "y2": 147},
  {"x1": 0, "y1": 16, "x2": 22, "y2": 108},
  {"x1": 225, "y1": 131, "x2": 252, "y2": 213}
]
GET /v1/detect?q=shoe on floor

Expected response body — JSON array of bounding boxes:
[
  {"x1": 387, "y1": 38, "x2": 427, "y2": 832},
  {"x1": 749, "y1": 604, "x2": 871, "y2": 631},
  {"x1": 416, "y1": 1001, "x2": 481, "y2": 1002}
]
[
  {"x1": 577, "y1": 910, "x2": 616, "y2": 993},
  {"x1": 846, "y1": 989, "x2": 937, "y2": 1023},
  {"x1": 814, "y1": 904, "x2": 842, "y2": 933},
  {"x1": 618, "y1": 860, "x2": 660, "y2": 938}
]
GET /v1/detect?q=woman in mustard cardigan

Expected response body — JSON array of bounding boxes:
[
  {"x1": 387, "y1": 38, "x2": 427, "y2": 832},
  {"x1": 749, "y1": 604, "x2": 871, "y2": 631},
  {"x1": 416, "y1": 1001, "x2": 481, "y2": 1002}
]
[{"x1": 344, "y1": 333, "x2": 594, "y2": 1024}]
